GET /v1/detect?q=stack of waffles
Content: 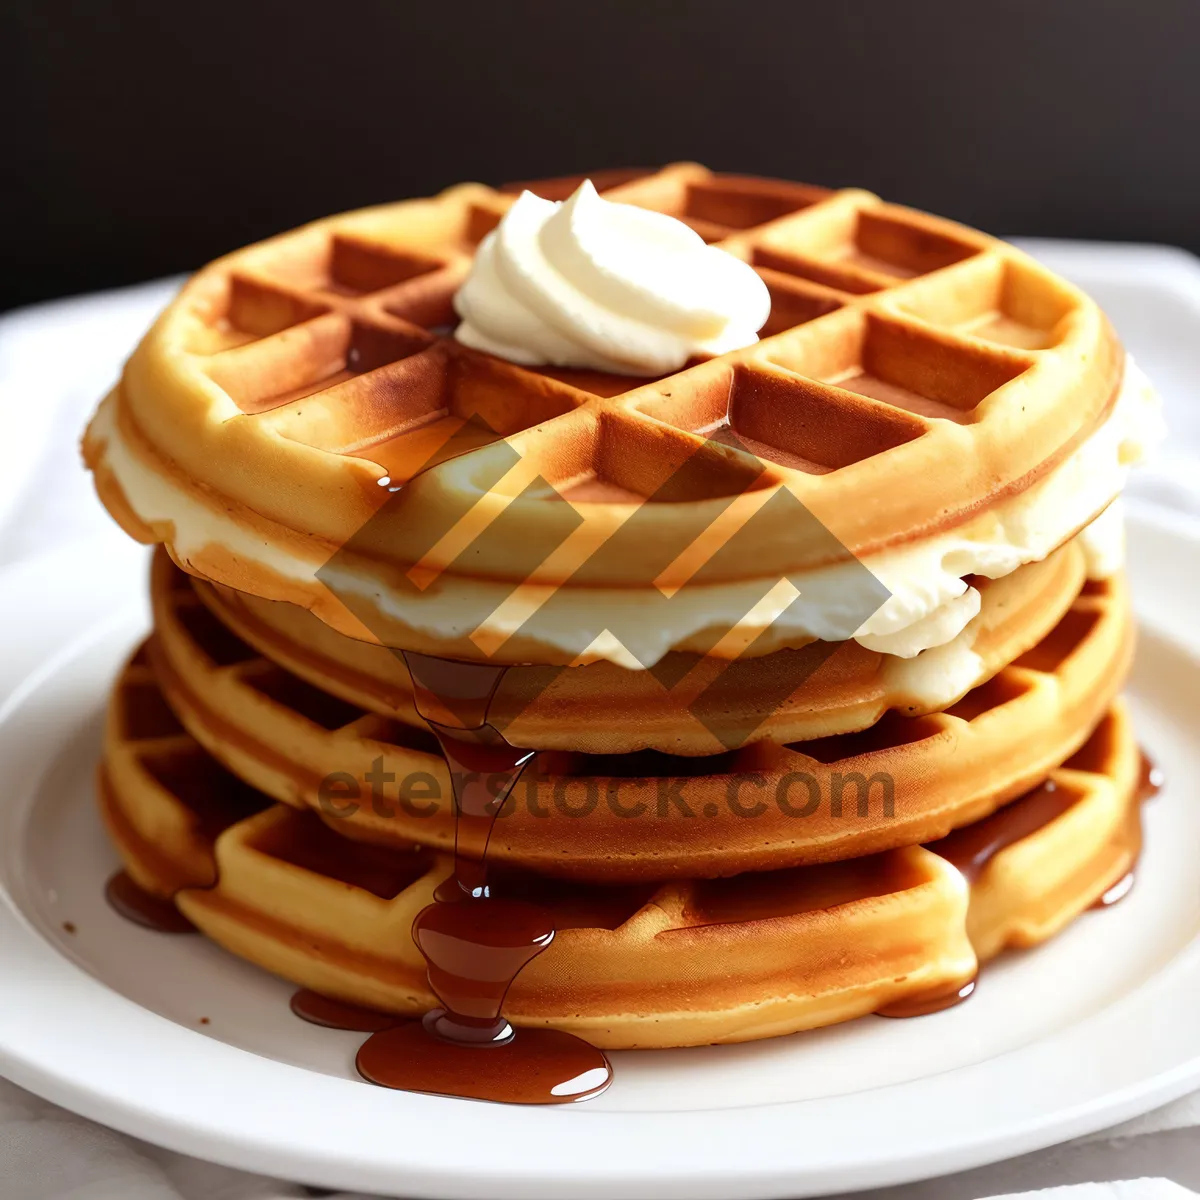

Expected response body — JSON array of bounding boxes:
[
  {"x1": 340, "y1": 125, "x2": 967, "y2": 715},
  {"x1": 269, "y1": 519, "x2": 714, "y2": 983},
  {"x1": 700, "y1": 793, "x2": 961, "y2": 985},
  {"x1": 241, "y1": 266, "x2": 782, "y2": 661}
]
[{"x1": 84, "y1": 165, "x2": 1158, "y2": 1048}]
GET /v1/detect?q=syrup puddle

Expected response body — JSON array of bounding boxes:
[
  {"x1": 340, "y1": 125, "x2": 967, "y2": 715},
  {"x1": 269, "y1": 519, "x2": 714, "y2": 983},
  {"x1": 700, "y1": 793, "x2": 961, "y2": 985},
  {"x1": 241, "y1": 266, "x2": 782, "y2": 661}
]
[
  {"x1": 105, "y1": 870, "x2": 197, "y2": 934},
  {"x1": 290, "y1": 988, "x2": 397, "y2": 1033}
]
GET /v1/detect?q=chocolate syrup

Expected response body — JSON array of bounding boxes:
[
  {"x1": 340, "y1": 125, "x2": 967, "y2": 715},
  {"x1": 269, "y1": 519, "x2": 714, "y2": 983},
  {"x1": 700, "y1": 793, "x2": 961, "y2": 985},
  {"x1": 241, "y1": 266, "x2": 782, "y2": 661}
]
[
  {"x1": 105, "y1": 870, "x2": 197, "y2": 934},
  {"x1": 291, "y1": 989, "x2": 398, "y2": 1032},
  {"x1": 353, "y1": 652, "x2": 613, "y2": 1104}
]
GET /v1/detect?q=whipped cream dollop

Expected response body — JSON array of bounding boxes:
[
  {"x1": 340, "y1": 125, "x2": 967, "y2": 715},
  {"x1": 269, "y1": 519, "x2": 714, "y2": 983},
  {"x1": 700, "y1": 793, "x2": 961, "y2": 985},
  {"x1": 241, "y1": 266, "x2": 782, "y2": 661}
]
[{"x1": 453, "y1": 181, "x2": 771, "y2": 375}]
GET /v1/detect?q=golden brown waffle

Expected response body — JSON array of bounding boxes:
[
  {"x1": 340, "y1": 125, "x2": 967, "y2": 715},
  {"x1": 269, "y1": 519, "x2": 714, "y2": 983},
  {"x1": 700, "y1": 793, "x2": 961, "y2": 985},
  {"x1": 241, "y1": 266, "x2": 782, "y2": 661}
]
[
  {"x1": 189, "y1": 540, "x2": 1087, "y2": 754},
  {"x1": 83, "y1": 164, "x2": 1123, "y2": 665},
  {"x1": 150, "y1": 552, "x2": 1133, "y2": 880},
  {"x1": 99, "y1": 652, "x2": 1142, "y2": 1049},
  {"x1": 97, "y1": 643, "x2": 271, "y2": 899}
]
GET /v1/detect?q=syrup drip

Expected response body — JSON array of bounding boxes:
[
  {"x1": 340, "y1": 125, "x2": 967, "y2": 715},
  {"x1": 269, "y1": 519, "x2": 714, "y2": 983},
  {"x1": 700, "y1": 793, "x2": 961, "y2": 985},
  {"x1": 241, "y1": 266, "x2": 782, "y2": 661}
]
[
  {"x1": 290, "y1": 988, "x2": 398, "y2": 1032},
  {"x1": 1136, "y1": 750, "x2": 1164, "y2": 804},
  {"x1": 874, "y1": 775, "x2": 1057, "y2": 1018},
  {"x1": 1089, "y1": 748, "x2": 1162, "y2": 910},
  {"x1": 883, "y1": 747, "x2": 1163, "y2": 1017},
  {"x1": 354, "y1": 652, "x2": 613, "y2": 1104},
  {"x1": 1092, "y1": 872, "x2": 1136, "y2": 909},
  {"x1": 877, "y1": 978, "x2": 976, "y2": 1019},
  {"x1": 105, "y1": 870, "x2": 196, "y2": 934},
  {"x1": 924, "y1": 778, "x2": 1078, "y2": 885}
]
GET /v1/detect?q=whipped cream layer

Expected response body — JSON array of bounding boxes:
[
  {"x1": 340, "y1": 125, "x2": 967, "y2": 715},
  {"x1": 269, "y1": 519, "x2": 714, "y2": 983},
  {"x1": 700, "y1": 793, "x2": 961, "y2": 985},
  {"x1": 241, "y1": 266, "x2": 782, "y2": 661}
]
[{"x1": 453, "y1": 181, "x2": 771, "y2": 375}]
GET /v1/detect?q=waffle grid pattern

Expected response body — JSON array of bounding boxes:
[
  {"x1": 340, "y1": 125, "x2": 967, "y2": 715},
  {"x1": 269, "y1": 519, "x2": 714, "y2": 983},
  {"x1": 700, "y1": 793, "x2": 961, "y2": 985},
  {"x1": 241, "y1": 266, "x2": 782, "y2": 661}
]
[
  {"x1": 92, "y1": 164, "x2": 1121, "y2": 591},
  {"x1": 200, "y1": 164, "x2": 1107, "y2": 518}
]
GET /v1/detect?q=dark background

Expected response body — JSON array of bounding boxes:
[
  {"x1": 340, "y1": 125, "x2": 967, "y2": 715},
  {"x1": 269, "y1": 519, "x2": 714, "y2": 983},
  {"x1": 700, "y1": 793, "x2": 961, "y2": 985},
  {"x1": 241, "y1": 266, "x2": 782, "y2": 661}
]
[{"x1": 4, "y1": 0, "x2": 1198, "y2": 313}]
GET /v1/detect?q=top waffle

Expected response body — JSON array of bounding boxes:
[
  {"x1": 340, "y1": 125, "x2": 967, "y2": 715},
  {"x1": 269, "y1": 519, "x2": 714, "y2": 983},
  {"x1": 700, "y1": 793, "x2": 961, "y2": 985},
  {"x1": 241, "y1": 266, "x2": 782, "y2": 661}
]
[{"x1": 83, "y1": 164, "x2": 1124, "y2": 665}]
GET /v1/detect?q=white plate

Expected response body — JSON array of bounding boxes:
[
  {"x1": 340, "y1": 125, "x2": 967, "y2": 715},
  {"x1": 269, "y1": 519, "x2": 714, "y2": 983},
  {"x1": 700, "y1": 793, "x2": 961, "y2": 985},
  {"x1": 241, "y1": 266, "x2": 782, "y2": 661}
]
[
  {"x1": 0, "y1": 505, "x2": 1197, "y2": 1199},
  {"x1": 1015, "y1": 239, "x2": 1200, "y2": 519},
  {"x1": 0, "y1": 278, "x2": 184, "y2": 562}
]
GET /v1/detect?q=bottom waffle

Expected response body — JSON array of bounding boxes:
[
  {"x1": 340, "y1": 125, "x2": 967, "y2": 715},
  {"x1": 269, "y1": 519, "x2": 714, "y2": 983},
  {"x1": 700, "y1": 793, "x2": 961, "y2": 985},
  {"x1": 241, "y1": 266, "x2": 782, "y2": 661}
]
[{"x1": 99, "y1": 649, "x2": 1144, "y2": 1049}]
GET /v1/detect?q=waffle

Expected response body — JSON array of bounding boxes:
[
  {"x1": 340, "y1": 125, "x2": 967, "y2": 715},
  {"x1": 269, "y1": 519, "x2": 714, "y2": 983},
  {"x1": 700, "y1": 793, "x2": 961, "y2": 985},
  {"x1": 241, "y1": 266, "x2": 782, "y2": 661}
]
[
  {"x1": 189, "y1": 539, "x2": 1087, "y2": 755},
  {"x1": 98, "y1": 651, "x2": 1142, "y2": 1049},
  {"x1": 149, "y1": 545, "x2": 1132, "y2": 880},
  {"x1": 83, "y1": 164, "x2": 1126, "y2": 666}
]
